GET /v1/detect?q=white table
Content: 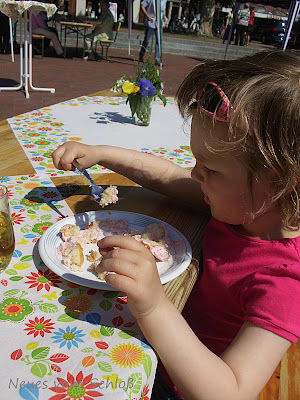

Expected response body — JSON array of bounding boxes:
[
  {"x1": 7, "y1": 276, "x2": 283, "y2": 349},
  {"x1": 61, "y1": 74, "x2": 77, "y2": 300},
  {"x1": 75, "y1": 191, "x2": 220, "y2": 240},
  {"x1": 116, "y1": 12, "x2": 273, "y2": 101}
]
[{"x1": 0, "y1": 1, "x2": 57, "y2": 98}]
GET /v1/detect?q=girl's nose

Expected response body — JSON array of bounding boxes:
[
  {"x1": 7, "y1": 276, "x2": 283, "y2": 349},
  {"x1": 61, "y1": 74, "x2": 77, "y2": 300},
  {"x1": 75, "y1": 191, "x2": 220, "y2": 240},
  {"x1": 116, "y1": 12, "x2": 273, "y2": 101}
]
[{"x1": 191, "y1": 165, "x2": 204, "y2": 183}]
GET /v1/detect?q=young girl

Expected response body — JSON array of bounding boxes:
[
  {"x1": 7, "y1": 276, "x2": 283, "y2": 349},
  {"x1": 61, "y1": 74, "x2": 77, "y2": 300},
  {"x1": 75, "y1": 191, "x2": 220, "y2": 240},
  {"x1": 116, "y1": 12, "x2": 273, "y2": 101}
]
[{"x1": 52, "y1": 50, "x2": 300, "y2": 400}]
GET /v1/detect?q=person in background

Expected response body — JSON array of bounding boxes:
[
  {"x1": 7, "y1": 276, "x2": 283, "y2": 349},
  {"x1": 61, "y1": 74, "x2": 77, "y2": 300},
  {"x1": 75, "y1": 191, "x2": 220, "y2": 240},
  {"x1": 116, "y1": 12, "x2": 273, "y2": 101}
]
[
  {"x1": 245, "y1": 5, "x2": 255, "y2": 45},
  {"x1": 222, "y1": 7, "x2": 234, "y2": 44},
  {"x1": 84, "y1": 0, "x2": 114, "y2": 61},
  {"x1": 52, "y1": 50, "x2": 300, "y2": 400},
  {"x1": 139, "y1": 0, "x2": 167, "y2": 66},
  {"x1": 31, "y1": 11, "x2": 63, "y2": 56},
  {"x1": 234, "y1": 3, "x2": 250, "y2": 46}
]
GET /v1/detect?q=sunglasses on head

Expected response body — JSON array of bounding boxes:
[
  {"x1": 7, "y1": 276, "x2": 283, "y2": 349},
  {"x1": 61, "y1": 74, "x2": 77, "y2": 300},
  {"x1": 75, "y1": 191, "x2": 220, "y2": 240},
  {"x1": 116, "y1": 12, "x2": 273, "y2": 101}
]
[{"x1": 196, "y1": 82, "x2": 233, "y2": 122}]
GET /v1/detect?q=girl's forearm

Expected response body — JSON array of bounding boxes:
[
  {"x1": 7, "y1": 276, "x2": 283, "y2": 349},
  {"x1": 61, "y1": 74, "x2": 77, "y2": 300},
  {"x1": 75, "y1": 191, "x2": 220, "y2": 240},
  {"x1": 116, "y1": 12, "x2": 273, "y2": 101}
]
[
  {"x1": 137, "y1": 299, "x2": 241, "y2": 400},
  {"x1": 94, "y1": 145, "x2": 206, "y2": 207}
]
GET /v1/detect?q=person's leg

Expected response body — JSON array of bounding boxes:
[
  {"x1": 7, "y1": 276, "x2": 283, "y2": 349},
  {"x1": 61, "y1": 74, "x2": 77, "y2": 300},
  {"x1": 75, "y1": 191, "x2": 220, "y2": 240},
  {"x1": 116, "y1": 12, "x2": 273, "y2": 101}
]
[
  {"x1": 84, "y1": 32, "x2": 94, "y2": 54},
  {"x1": 239, "y1": 25, "x2": 246, "y2": 46},
  {"x1": 139, "y1": 27, "x2": 154, "y2": 61},
  {"x1": 32, "y1": 27, "x2": 63, "y2": 55},
  {"x1": 234, "y1": 25, "x2": 240, "y2": 45}
]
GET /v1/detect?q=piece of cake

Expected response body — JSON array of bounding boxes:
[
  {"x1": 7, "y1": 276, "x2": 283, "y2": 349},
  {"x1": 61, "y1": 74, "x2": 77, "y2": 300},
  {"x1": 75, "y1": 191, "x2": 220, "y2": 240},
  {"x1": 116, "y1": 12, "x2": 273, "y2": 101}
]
[
  {"x1": 57, "y1": 242, "x2": 84, "y2": 272},
  {"x1": 99, "y1": 186, "x2": 118, "y2": 208}
]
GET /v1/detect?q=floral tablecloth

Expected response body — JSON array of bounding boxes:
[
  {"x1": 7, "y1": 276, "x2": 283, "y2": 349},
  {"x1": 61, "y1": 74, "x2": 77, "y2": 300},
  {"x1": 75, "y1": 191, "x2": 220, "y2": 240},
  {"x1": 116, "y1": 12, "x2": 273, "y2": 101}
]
[
  {"x1": 7, "y1": 95, "x2": 195, "y2": 178},
  {"x1": 0, "y1": 175, "x2": 157, "y2": 399},
  {"x1": 0, "y1": 0, "x2": 57, "y2": 21}
]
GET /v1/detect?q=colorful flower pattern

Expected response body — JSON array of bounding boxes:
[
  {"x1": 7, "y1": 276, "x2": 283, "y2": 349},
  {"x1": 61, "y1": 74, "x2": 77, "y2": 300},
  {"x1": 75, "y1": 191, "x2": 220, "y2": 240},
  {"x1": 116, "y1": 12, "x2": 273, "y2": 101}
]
[
  {"x1": 0, "y1": 177, "x2": 157, "y2": 399},
  {"x1": 7, "y1": 96, "x2": 195, "y2": 178}
]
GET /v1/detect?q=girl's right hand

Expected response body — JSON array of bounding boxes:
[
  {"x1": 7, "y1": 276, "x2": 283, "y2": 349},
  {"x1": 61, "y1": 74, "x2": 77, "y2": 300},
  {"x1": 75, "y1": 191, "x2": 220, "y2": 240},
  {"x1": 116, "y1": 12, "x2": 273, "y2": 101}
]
[{"x1": 52, "y1": 142, "x2": 100, "y2": 171}]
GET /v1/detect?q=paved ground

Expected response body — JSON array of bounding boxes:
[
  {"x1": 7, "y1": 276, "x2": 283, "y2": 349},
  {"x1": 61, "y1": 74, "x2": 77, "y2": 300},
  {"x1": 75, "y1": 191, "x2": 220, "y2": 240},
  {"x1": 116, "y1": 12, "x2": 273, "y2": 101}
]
[
  {"x1": 0, "y1": 28, "x2": 271, "y2": 122},
  {"x1": 0, "y1": 47, "x2": 208, "y2": 121}
]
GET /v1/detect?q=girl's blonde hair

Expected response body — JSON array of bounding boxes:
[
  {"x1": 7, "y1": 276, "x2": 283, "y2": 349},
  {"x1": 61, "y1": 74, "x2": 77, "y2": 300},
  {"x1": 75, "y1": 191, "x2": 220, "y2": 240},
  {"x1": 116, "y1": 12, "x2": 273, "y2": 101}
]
[{"x1": 176, "y1": 50, "x2": 300, "y2": 228}]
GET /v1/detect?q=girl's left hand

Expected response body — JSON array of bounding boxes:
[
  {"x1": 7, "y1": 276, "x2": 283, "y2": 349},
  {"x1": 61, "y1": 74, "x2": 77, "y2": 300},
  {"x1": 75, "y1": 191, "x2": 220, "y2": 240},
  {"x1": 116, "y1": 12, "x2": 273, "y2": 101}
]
[{"x1": 96, "y1": 235, "x2": 167, "y2": 320}]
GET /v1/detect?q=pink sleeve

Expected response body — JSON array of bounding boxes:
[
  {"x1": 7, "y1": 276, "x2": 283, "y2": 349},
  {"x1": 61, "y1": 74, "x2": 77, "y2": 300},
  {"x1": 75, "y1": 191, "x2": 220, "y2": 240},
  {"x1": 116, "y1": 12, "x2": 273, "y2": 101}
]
[
  {"x1": 36, "y1": 12, "x2": 48, "y2": 29},
  {"x1": 240, "y1": 264, "x2": 300, "y2": 342}
]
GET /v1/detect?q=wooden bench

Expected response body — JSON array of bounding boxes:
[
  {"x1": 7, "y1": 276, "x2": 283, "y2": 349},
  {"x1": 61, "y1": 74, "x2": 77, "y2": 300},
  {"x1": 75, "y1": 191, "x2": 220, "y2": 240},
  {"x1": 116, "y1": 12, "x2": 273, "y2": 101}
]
[
  {"x1": 95, "y1": 22, "x2": 121, "y2": 61},
  {"x1": 32, "y1": 33, "x2": 45, "y2": 58}
]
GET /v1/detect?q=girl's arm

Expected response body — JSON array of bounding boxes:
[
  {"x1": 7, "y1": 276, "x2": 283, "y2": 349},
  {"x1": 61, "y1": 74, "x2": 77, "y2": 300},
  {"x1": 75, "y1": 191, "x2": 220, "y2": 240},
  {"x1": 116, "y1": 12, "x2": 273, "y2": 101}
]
[
  {"x1": 52, "y1": 142, "x2": 208, "y2": 209},
  {"x1": 139, "y1": 301, "x2": 290, "y2": 400},
  {"x1": 96, "y1": 235, "x2": 291, "y2": 400}
]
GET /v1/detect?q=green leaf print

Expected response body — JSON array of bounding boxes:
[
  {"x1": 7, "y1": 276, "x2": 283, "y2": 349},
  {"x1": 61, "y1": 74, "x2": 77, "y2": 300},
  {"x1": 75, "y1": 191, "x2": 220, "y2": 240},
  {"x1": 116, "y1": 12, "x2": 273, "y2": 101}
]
[
  {"x1": 61, "y1": 289, "x2": 73, "y2": 296},
  {"x1": 98, "y1": 361, "x2": 112, "y2": 372},
  {"x1": 20, "y1": 255, "x2": 33, "y2": 262},
  {"x1": 100, "y1": 326, "x2": 114, "y2": 336},
  {"x1": 81, "y1": 347, "x2": 94, "y2": 353},
  {"x1": 118, "y1": 330, "x2": 137, "y2": 339},
  {"x1": 31, "y1": 347, "x2": 50, "y2": 360},
  {"x1": 38, "y1": 303, "x2": 58, "y2": 313},
  {"x1": 3, "y1": 289, "x2": 20, "y2": 296},
  {"x1": 57, "y1": 313, "x2": 78, "y2": 322},
  {"x1": 31, "y1": 362, "x2": 47, "y2": 378},
  {"x1": 96, "y1": 351, "x2": 109, "y2": 357},
  {"x1": 128, "y1": 373, "x2": 142, "y2": 394},
  {"x1": 99, "y1": 300, "x2": 112, "y2": 311},
  {"x1": 4, "y1": 269, "x2": 17, "y2": 275},
  {"x1": 40, "y1": 214, "x2": 52, "y2": 222},
  {"x1": 142, "y1": 354, "x2": 152, "y2": 379},
  {"x1": 9, "y1": 276, "x2": 24, "y2": 282}
]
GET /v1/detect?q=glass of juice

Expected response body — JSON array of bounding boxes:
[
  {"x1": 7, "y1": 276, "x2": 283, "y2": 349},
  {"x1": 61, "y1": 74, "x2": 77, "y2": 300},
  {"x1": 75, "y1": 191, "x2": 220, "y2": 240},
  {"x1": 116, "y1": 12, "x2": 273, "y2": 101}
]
[{"x1": 0, "y1": 185, "x2": 15, "y2": 272}]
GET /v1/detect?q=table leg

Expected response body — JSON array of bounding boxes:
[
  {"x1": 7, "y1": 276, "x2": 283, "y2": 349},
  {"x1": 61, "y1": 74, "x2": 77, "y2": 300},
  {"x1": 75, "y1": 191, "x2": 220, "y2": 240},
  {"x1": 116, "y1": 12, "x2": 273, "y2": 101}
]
[{"x1": 83, "y1": 28, "x2": 86, "y2": 59}]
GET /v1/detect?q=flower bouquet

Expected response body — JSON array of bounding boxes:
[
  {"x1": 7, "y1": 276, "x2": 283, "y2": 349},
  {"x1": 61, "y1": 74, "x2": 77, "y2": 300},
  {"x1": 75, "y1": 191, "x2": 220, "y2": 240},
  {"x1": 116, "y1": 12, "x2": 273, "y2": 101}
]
[{"x1": 111, "y1": 57, "x2": 166, "y2": 126}]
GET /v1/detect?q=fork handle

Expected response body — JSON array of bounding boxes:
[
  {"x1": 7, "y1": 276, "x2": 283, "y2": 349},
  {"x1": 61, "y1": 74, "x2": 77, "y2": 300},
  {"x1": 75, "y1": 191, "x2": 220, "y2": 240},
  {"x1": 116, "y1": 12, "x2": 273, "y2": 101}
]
[{"x1": 72, "y1": 160, "x2": 95, "y2": 186}]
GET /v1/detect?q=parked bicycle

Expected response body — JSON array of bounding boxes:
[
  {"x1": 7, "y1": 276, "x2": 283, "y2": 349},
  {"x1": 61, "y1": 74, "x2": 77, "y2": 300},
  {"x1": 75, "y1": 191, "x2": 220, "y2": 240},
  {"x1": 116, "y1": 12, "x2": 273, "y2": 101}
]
[{"x1": 168, "y1": 13, "x2": 201, "y2": 36}]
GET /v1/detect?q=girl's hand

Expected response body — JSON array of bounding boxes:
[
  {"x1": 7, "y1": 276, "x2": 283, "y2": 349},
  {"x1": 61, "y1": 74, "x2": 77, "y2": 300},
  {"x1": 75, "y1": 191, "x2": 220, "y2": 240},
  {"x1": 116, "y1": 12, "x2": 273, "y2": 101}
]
[
  {"x1": 96, "y1": 235, "x2": 167, "y2": 319},
  {"x1": 52, "y1": 142, "x2": 100, "y2": 171}
]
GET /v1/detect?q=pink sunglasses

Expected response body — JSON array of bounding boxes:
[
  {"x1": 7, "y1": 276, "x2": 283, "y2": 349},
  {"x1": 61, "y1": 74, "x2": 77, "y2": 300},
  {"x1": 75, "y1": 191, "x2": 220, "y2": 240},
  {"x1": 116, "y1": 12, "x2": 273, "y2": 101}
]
[{"x1": 196, "y1": 82, "x2": 233, "y2": 122}]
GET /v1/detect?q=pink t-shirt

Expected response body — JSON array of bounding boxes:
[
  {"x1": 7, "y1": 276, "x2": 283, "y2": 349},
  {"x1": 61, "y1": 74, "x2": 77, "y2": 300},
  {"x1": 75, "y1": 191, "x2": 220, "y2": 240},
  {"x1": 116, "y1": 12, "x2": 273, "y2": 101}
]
[{"x1": 160, "y1": 217, "x2": 300, "y2": 397}]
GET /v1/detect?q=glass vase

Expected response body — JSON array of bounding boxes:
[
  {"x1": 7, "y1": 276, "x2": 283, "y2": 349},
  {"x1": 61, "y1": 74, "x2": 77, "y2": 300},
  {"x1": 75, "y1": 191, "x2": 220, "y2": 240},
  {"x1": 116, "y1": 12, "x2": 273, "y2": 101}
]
[
  {"x1": 0, "y1": 185, "x2": 15, "y2": 272},
  {"x1": 135, "y1": 96, "x2": 153, "y2": 126}
]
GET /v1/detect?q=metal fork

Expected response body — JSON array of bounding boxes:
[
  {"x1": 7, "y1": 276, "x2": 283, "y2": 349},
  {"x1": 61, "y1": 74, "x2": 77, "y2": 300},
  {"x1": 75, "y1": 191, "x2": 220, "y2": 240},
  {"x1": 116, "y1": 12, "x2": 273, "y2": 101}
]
[{"x1": 72, "y1": 159, "x2": 104, "y2": 203}]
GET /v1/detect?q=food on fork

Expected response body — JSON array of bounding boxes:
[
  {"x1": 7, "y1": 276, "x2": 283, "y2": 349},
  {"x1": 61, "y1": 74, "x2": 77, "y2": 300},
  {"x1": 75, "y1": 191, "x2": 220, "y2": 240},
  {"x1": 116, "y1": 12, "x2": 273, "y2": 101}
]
[{"x1": 99, "y1": 185, "x2": 118, "y2": 208}]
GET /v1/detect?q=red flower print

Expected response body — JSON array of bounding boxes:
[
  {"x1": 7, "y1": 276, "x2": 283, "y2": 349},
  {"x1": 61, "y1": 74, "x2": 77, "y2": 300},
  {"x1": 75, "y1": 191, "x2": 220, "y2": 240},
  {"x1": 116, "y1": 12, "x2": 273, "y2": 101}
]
[
  {"x1": 7, "y1": 189, "x2": 13, "y2": 199},
  {"x1": 1, "y1": 279, "x2": 8, "y2": 286},
  {"x1": 24, "y1": 316, "x2": 55, "y2": 337},
  {"x1": 49, "y1": 371, "x2": 103, "y2": 399},
  {"x1": 25, "y1": 269, "x2": 62, "y2": 292},
  {"x1": 11, "y1": 212, "x2": 25, "y2": 225},
  {"x1": 24, "y1": 144, "x2": 35, "y2": 148},
  {"x1": 31, "y1": 157, "x2": 44, "y2": 162},
  {"x1": 139, "y1": 384, "x2": 150, "y2": 400}
]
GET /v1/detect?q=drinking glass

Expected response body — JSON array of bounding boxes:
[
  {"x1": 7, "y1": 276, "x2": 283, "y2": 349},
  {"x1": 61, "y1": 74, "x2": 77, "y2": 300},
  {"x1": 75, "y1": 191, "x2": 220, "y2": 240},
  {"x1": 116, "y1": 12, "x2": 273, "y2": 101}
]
[{"x1": 0, "y1": 185, "x2": 15, "y2": 272}]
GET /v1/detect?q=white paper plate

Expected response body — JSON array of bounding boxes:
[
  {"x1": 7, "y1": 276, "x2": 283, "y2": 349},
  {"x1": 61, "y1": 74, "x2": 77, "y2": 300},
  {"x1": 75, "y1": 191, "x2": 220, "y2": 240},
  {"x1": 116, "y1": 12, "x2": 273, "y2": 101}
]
[{"x1": 38, "y1": 210, "x2": 192, "y2": 290}]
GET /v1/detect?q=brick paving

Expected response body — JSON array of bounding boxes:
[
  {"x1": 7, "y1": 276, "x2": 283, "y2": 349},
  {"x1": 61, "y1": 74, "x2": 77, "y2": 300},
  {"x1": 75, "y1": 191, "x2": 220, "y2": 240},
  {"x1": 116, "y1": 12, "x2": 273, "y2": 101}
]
[{"x1": 0, "y1": 47, "x2": 206, "y2": 121}]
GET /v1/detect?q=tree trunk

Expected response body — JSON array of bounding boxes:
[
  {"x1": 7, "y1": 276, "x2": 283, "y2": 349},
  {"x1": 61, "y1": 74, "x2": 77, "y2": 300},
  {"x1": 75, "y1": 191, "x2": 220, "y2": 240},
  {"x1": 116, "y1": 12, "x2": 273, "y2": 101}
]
[{"x1": 199, "y1": 0, "x2": 216, "y2": 37}]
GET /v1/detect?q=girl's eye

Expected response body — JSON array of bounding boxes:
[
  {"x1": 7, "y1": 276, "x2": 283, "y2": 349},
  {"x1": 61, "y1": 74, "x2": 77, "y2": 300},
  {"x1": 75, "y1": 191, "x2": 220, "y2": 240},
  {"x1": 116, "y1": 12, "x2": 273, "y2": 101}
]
[{"x1": 202, "y1": 166, "x2": 216, "y2": 175}]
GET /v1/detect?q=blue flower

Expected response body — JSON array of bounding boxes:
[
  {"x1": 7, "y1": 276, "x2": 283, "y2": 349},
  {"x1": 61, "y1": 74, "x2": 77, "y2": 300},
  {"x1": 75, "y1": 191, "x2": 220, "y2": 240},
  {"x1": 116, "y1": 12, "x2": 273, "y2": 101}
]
[
  {"x1": 137, "y1": 78, "x2": 156, "y2": 97},
  {"x1": 51, "y1": 326, "x2": 85, "y2": 350},
  {"x1": 0, "y1": 177, "x2": 10, "y2": 182}
]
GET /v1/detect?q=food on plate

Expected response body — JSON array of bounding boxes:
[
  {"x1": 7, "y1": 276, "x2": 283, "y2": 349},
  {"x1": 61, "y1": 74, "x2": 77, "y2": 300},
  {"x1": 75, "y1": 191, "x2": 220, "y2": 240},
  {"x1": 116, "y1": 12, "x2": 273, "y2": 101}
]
[
  {"x1": 57, "y1": 241, "x2": 84, "y2": 272},
  {"x1": 99, "y1": 185, "x2": 118, "y2": 208},
  {"x1": 56, "y1": 219, "x2": 172, "y2": 278}
]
